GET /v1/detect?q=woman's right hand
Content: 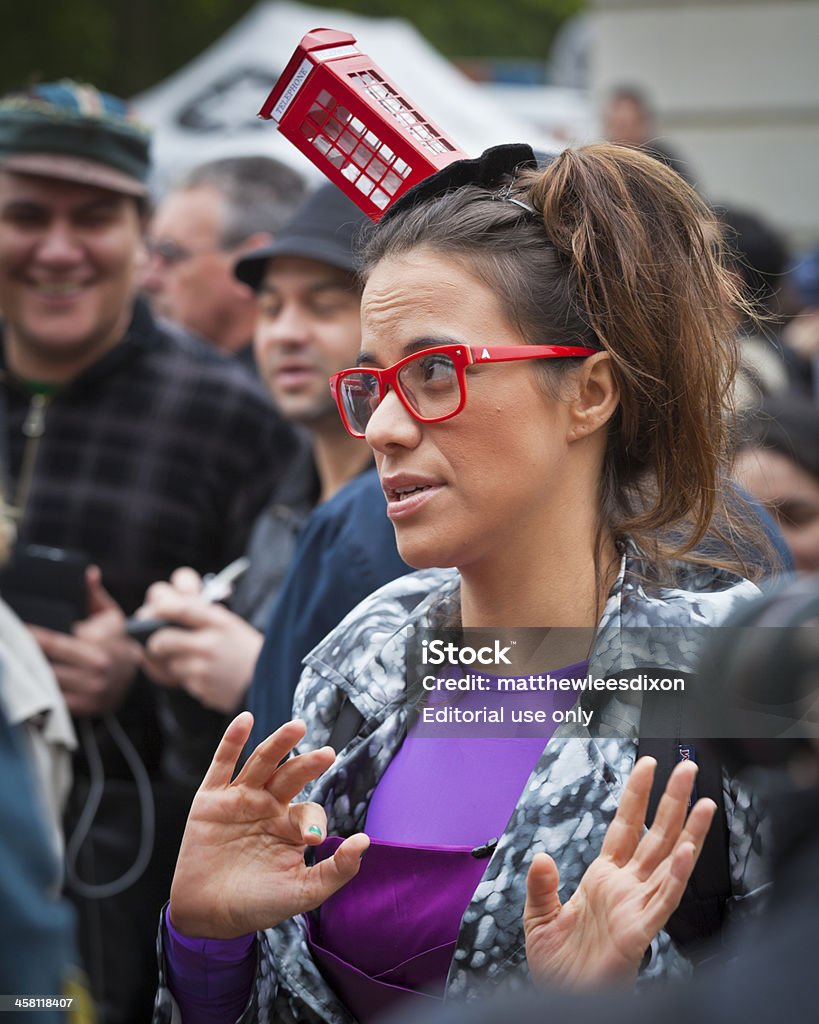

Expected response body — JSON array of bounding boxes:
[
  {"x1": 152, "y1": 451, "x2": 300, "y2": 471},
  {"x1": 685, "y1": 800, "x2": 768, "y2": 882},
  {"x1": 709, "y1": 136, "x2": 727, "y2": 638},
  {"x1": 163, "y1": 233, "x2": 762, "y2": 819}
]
[{"x1": 169, "y1": 713, "x2": 369, "y2": 939}]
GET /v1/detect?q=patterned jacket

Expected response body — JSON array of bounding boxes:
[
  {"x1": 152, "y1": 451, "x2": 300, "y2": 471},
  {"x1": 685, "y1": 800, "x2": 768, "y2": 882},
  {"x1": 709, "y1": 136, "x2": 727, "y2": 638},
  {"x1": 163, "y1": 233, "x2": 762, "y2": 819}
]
[{"x1": 156, "y1": 554, "x2": 765, "y2": 1024}]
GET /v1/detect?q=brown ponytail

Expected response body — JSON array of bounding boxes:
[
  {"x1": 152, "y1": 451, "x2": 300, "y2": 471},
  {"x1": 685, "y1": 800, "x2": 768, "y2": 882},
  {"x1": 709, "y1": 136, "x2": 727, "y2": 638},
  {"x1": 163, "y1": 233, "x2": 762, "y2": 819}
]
[
  {"x1": 523, "y1": 145, "x2": 763, "y2": 574},
  {"x1": 363, "y1": 143, "x2": 771, "y2": 582}
]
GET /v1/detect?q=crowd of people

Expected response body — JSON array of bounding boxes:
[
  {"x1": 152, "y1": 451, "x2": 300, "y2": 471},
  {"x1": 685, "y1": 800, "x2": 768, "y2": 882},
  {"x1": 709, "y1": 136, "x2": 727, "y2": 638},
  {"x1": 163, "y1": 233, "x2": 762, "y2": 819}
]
[{"x1": 0, "y1": 70, "x2": 816, "y2": 1024}]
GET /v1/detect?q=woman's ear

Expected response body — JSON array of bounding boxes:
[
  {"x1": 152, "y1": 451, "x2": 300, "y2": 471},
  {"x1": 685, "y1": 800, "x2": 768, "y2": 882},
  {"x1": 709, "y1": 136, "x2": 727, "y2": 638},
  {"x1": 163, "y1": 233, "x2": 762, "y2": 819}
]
[{"x1": 566, "y1": 352, "x2": 619, "y2": 443}]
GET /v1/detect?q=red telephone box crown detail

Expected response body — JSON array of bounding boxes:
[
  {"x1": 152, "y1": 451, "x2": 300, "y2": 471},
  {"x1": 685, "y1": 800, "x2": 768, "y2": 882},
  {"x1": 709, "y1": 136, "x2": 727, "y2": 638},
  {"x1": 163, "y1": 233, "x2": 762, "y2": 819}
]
[{"x1": 258, "y1": 28, "x2": 468, "y2": 221}]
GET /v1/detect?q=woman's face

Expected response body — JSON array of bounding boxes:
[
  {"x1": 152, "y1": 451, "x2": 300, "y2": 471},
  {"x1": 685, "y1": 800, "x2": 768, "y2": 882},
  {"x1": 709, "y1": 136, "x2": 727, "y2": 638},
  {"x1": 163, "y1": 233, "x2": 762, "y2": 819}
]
[
  {"x1": 735, "y1": 447, "x2": 819, "y2": 572},
  {"x1": 360, "y1": 249, "x2": 583, "y2": 572}
]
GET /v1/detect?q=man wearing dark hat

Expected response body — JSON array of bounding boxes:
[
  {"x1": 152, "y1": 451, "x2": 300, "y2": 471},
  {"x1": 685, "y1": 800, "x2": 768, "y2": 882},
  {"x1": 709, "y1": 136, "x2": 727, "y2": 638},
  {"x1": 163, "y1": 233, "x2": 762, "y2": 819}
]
[
  {"x1": 0, "y1": 81, "x2": 302, "y2": 1024},
  {"x1": 138, "y1": 184, "x2": 384, "y2": 711}
]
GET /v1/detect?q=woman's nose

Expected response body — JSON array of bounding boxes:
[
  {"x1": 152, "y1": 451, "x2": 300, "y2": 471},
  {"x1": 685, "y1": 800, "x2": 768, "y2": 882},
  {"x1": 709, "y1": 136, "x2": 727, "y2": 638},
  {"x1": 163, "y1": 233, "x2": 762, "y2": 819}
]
[{"x1": 365, "y1": 385, "x2": 422, "y2": 453}]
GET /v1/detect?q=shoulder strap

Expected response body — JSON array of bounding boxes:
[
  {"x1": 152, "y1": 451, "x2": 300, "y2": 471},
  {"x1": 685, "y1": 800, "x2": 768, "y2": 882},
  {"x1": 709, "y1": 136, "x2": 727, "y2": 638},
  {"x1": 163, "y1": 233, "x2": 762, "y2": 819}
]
[
  {"x1": 637, "y1": 671, "x2": 731, "y2": 959},
  {"x1": 327, "y1": 698, "x2": 365, "y2": 753}
]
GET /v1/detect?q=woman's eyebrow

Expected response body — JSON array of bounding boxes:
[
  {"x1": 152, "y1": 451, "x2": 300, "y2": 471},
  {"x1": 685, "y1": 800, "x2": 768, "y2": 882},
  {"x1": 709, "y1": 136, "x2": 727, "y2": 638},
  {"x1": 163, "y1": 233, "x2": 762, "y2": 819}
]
[{"x1": 355, "y1": 336, "x2": 461, "y2": 367}]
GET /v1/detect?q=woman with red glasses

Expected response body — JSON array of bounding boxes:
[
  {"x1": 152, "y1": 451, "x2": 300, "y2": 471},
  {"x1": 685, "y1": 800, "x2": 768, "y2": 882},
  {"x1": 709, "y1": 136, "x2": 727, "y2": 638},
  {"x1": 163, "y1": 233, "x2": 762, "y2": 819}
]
[{"x1": 155, "y1": 145, "x2": 770, "y2": 1024}]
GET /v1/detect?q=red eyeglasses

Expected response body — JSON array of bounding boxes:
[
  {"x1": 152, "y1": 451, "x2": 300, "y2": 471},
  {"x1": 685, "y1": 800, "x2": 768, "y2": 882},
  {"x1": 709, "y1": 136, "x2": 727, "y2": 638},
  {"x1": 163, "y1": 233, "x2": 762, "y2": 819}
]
[{"x1": 329, "y1": 343, "x2": 598, "y2": 438}]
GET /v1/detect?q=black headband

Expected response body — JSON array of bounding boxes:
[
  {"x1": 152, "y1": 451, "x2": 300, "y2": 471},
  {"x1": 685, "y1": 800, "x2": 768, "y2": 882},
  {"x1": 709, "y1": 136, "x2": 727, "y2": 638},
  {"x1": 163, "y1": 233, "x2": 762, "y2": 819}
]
[{"x1": 379, "y1": 143, "x2": 538, "y2": 224}]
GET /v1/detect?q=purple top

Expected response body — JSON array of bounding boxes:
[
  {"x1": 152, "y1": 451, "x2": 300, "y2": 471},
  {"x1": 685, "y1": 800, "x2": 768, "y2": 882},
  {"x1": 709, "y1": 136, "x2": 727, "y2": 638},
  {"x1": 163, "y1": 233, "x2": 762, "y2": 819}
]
[
  {"x1": 164, "y1": 659, "x2": 588, "y2": 1023},
  {"x1": 366, "y1": 659, "x2": 587, "y2": 844}
]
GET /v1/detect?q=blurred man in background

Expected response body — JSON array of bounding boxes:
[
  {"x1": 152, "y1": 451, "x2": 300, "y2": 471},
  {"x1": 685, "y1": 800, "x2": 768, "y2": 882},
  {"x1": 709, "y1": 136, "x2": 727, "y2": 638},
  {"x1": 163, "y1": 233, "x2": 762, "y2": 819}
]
[
  {"x1": 140, "y1": 154, "x2": 305, "y2": 367},
  {"x1": 602, "y1": 85, "x2": 694, "y2": 184}
]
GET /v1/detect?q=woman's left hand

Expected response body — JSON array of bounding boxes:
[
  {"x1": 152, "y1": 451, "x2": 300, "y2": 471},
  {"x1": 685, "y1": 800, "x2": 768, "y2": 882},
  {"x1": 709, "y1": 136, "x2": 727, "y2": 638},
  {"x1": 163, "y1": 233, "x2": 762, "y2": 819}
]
[{"x1": 524, "y1": 756, "x2": 716, "y2": 989}]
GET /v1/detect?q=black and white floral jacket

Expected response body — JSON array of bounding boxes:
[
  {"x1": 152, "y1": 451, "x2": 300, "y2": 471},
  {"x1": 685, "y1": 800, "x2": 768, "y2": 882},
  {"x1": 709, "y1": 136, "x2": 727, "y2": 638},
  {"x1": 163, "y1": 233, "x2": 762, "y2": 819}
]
[{"x1": 155, "y1": 555, "x2": 765, "y2": 1024}]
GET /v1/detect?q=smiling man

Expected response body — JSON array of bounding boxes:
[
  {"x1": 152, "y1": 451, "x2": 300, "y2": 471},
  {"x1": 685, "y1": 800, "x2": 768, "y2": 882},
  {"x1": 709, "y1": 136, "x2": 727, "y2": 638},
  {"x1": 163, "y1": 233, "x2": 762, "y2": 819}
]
[
  {"x1": 0, "y1": 81, "x2": 303, "y2": 1024},
  {"x1": 0, "y1": 181, "x2": 137, "y2": 376}
]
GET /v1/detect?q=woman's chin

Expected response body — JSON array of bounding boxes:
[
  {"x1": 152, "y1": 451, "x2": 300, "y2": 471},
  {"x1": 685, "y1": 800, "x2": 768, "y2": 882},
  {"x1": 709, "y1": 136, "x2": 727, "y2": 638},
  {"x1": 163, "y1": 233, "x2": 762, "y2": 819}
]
[
  {"x1": 399, "y1": 550, "x2": 453, "y2": 571},
  {"x1": 394, "y1": 537, "x2": 458, "y2": 572}
]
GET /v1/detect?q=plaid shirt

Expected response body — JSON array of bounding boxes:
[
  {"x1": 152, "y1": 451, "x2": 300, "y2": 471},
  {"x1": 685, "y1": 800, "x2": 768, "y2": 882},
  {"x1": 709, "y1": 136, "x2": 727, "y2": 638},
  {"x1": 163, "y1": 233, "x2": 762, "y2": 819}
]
[
  {"x1": 1, "y1": 300, "x2": 300, "y2": 614},
  {"x1": 0, "y1": 299, "x2": 310, "y2": 1024},
  {"x1": 0, "y1": 300, "x2": 306, "y2": 776}
]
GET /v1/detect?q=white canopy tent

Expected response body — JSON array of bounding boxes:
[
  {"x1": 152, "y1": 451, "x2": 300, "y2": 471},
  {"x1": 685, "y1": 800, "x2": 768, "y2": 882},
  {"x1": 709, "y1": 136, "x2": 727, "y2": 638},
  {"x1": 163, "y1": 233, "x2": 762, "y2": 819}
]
[{"x1": 134, "y1": 0, "x2": 557, "y2": 194}]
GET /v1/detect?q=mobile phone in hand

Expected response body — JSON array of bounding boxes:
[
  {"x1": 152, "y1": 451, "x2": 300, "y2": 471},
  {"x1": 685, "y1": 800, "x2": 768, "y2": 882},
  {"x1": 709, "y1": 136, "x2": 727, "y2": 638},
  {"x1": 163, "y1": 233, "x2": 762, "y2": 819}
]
[{"x1": 0, "y1": 544, "x2": 90, "y2": 632}]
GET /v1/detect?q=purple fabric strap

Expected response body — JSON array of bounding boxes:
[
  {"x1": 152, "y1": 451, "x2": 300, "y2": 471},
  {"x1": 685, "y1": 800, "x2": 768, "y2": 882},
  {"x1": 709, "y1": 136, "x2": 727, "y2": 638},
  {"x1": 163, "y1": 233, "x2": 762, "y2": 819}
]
[
  {"x1": 164, "y1": 907, "x2": 255, "y2": 1024},
  {"x1": 307, "y1": 837, "x2": 486, "y2": 1022}
]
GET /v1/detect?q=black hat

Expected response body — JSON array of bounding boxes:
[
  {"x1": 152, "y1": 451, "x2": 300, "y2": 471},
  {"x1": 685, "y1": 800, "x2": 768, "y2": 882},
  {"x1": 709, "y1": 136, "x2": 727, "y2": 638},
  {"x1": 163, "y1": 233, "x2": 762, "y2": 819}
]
[{"x1": 235, "y1": 183, "x2": 371, "y2": 290}]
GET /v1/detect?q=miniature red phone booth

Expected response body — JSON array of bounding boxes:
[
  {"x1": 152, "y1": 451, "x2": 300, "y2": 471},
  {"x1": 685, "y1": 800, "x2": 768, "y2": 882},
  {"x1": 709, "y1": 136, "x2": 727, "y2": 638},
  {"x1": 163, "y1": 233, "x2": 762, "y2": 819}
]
[{"x1": 258, "y1": 28, "x2": 468, "y2": 221}]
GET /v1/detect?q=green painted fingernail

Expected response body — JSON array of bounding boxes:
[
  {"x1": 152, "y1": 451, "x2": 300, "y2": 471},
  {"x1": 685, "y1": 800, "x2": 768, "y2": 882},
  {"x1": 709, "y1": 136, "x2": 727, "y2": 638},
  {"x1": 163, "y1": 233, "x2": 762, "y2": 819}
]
[{"x1": 307, "y1": 825, "x2": 323, "y2": 838}]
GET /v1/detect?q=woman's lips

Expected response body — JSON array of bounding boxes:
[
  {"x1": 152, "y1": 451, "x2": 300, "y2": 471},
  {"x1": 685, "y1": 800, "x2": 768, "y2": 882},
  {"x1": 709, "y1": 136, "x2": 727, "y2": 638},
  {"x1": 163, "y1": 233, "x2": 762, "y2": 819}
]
[{"x1": 383, "y1": 482, "x2": 444, "y2": 520}]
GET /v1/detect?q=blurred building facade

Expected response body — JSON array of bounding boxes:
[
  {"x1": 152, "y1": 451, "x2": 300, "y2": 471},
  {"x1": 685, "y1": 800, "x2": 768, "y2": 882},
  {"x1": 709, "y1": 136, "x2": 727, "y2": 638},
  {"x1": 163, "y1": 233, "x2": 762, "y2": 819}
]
[{"x1": 589, "y1": 0, "x2": 819, "y2": 245}]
